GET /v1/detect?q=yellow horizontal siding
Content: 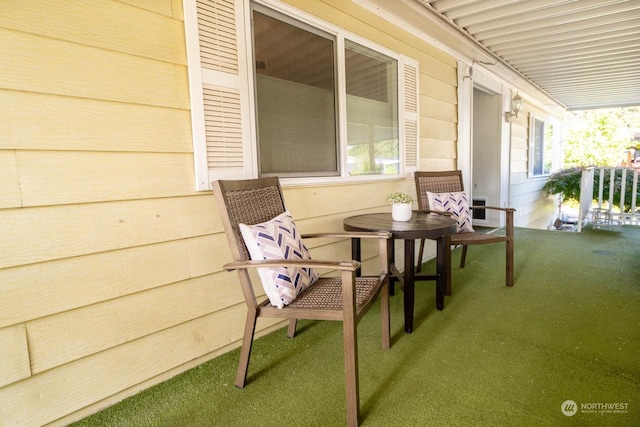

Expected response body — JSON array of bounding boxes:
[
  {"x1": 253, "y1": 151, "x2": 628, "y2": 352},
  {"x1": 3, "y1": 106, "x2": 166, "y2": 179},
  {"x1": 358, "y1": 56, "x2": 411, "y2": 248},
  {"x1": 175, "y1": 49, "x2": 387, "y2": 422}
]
[
  {"x1": 512, "y1": 135, "x2": 529, "y2": 152},
  {"x1": 0, "y1": 309, "x2": 282, "y2": 427},
  {"x1": 0, "y1": 90, "x2": 192, "y2": 152},
  {"x1": 120, "y1": 0, "x2": 177, "y2": 16},
  {"x1": 421, "y1": 74, "x2": 457, "y2": 104},
  {"x1": 508, "y1": 104, "x2": 555, "y2": 228},
  {"x1": 0, "y1": 325, "x2": 30, "y2": 388},
  {"x1": 0, "y1": 29, "x2": 188, "y2": 109},
  {"x1": 527, "y1": 202, "x2": 556, "y2": 229},
  {"x1": 27, "y1": 273, "x2": 244, "y2": 373},
  {"x1": 282, "y1": 180, "x2": 409, "y2": 219},
  {"x1": 510, "y1": 171, "x2": 529, "y2": 186},
  {"x1": 511, "y1": 161, "x2": 528, "y2": 175},
  {"x1": 510, "y1": 114, "x2": 530, "y2": 176},
  {"x1": 0, "y1": 196, "x2": 217, "y2": 269},
  {"x1": 422, "y1": 138, "x2": 457, "y2": 160},
  {"x1": 511, "y1": 119, "x2": 530, "y2": 138},
  {"x1": 0, "y1": 150, "x2": 21, "y2": 209},
  {"x1": 17, "y1": 151, "x2": 196, "y2": 206},
  {"x1": 422, "y1": 96, "x2": 457, "y2": 123},
  {"x1": 0, "y1": 235, "x2": 235, "y2": 328},
  {"x1": 420, "y1": 58, "x2": 457, "y2": 87},
  {"x1": 422, "y1": 117, "x2": 457, "y2": 142},
  {"x1": 419, "y1": 158, "x2": 458, "y2": 171},
  {"x1": 511, "y1": 149, "x2": 528, "y2": 162},
  {"x1": 0, "y1": 0, "x2": 185, "y2": 64},
  {"x1": 187, "y1": 233, "x2": 234, "y2": 277}
]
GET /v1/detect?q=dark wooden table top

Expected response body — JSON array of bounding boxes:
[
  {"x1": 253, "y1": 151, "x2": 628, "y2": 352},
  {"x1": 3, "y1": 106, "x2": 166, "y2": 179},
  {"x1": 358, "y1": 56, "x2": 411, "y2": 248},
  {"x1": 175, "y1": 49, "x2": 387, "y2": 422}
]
[{"x1": 343, "y1": 212, "x2": 457, "y2": 239}]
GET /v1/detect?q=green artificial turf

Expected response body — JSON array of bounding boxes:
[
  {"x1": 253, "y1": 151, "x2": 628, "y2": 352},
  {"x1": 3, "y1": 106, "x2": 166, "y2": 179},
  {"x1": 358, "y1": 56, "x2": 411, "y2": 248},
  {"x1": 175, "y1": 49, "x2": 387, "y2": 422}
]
[{"x1": 71, "y1": 226, "x2": 640, "y2": 426}]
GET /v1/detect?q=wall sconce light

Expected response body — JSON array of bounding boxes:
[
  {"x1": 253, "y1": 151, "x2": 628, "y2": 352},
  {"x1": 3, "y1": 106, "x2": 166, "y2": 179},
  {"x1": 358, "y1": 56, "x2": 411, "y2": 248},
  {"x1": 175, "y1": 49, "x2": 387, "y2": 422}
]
[{"x1": 505, "y1": 92, "x2": 523, "y2": 122}]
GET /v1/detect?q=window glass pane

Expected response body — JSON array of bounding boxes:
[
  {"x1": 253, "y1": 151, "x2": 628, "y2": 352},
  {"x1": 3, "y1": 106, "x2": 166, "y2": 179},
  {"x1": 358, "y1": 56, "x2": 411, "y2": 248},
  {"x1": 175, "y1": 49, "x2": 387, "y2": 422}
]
[
  {"x1": 345, "y1": 40, "x2": 398, "y2": 176},
  {"x1": 543, "y1": 123, "x2": 553, "y2": 174},
  {"x1": 532, "y1": 118, "x2": 553, "y2": 176},
  {"x1": 252, "y1": 10, "x2": 338, "y2": 176},
  {"x1": 533, "y1": 119, "x2": 545, "y2": 175}
]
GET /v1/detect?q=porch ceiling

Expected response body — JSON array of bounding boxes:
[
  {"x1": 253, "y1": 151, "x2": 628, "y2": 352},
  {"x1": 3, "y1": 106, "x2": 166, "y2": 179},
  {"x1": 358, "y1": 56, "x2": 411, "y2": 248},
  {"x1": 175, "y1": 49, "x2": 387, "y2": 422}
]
[
  {"x1": 418, "y1": 0, "x2": 640, "y2": 110},
  {"x1": 384, "y1": 0, "x2": 640, "y2": 111}
]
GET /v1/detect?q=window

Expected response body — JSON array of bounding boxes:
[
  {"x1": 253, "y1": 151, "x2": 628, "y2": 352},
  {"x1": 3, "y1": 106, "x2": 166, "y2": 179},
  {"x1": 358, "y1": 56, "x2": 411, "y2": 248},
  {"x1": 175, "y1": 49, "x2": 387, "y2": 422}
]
[
  {"x1": 529, "y1": 114, "x2": 554, "y2": 177},
  {"x1": 252, "y1": 9, "x2": 338, "y2": 176},
  {"x1": 345, "y1": 41, "x2": 399, "y2": 176},
  {"x1": 252, "y1": 5, "x2": 400, "y2": 178},
  {"x1": 183, "y1": 0, "x2": 418, "y2": 189}
]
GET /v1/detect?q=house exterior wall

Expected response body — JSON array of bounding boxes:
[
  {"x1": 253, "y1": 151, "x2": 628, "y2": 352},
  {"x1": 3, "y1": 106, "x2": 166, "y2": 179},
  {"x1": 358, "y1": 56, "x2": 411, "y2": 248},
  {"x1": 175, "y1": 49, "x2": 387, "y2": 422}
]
[
  {"x1": 509, "y1": 102, "x2": 560, "y2": 229},
  {"x1": 287, "y1": 0, "x2": 460, "y2": 172},
  {"x1": 0, "y1": 1, "x2": 459, "y2": 425},
  {"x1": 456, "y1": 69, "x2": 561, "y2": 230}
]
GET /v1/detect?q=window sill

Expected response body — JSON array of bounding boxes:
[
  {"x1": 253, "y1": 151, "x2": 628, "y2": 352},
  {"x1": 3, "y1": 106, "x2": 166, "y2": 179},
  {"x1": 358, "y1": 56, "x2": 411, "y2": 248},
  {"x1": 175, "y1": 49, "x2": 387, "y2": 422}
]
[{"x1": 280, "y1": 174, "x2": 410, "y2": 188}]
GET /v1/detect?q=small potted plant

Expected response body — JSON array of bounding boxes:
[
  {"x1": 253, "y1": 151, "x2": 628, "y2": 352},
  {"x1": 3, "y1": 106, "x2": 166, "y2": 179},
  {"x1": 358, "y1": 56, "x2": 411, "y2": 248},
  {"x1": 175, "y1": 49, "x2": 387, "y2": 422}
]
[{"x1": 386, "y1": 192, "x2": 414, "y2": 221}]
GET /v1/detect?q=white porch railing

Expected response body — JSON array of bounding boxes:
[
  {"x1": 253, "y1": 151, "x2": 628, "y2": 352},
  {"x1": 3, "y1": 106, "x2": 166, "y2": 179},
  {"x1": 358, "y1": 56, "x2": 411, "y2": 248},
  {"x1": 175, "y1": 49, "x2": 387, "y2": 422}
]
[{"x1": 578, "y1": 167, "x2": 640, "y2": 231}]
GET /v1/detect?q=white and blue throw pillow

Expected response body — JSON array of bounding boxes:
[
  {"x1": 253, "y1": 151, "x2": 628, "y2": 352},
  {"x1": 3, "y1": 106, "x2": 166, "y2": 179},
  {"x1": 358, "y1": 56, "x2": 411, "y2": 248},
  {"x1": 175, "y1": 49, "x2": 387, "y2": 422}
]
[
  {"x1": 426, "y1": 191, "x2": 474, "y2": 233},
  {"x1": 239, "y1": 211, "x2": 319, "y2": 309}
]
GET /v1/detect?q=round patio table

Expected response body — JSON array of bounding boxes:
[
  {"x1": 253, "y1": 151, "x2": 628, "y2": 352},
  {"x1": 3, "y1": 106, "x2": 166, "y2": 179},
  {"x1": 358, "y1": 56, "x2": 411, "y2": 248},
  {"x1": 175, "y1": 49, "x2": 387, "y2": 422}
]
[{"x1": 344, "y1": 212, "x2": 457, "y2": 333}]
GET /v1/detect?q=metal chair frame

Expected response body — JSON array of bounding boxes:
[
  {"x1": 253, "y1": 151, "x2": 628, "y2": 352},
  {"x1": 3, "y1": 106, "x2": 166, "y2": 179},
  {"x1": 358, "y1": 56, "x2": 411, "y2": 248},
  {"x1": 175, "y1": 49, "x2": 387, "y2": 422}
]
[
  {"x1": 414, "y1": 171, "x2": 515, "y2": 288},
  {"x1": 213, "y1": 177, "x2": 391, "y2": 427}
]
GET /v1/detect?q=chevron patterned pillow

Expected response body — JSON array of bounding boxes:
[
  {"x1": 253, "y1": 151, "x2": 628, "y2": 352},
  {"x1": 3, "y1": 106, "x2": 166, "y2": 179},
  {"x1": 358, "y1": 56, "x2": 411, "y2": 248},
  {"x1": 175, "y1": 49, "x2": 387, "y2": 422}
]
[
  {"x1": 426, "y1": 191, "x2": 474, "y2": 233},
  {"x1": 239, "y1": 211, "x2": 319, "y2": 309}
]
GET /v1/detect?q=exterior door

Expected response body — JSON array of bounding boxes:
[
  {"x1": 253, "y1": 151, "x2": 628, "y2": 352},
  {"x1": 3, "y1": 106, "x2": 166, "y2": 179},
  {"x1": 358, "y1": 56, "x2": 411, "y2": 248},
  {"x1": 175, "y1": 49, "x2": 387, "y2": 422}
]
[{"x1": 471, "y1": 87, "x2": 502, "y2": 227}]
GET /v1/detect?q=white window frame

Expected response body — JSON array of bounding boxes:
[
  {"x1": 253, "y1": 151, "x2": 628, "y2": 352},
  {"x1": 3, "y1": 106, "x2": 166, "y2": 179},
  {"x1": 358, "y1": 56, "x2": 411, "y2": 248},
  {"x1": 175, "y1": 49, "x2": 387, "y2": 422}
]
[
  {"x1": 184, "y1": 0, "x2": 418, "y2": 190},
  {"x1": 528, "y1": 112, "x2": 557, "y2": 178}
]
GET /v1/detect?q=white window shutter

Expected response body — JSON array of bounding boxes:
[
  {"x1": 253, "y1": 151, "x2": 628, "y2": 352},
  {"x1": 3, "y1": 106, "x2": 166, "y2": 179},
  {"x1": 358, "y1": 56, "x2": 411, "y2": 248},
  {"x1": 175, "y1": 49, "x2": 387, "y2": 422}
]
[
  {"x1": 401, "y1": 57, "x2": 419, "y2": 174},
  {"x1": 184, "y1": 0, "x2": 248, "y2": 190}
]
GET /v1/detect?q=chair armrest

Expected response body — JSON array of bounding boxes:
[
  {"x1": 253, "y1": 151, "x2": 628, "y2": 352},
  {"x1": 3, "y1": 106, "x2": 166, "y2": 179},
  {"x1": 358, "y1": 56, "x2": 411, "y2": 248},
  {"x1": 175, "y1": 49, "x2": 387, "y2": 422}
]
[
  {"x1": 301, "y1": 231, "x2": 392, "y2": 240},
  {"x1": 413, "y1": 209, "x2": 453, "y2": 217},
  {"x1": 470, "y1": 205, "x2": 515, "y2": 213},
  {"x1": 224, "y1": 259, "x2": 360, "y2": 272},
  {"x1": 471, "y1": 206, "x2": 515, "y2": 238}
]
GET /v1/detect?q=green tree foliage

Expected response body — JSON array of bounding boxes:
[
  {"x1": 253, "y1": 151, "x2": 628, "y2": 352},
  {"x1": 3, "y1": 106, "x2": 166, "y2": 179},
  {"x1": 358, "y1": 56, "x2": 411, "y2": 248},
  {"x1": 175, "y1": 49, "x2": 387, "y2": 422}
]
[
  {"x1": 543, "y1": 168, "x2": 638, "y2": 212},
  {"x1": 348, "y1": 139, "x2": 398, "y2": 175},
  {"x1": 543, "y1": 107, "x2": 640, "y2": 212},
  {"x1": 563, "y1": 107, "x2": 640, "y2": 167},
  {"x1": 543, "y1": 167, "x2": 583, "y2": 201}
]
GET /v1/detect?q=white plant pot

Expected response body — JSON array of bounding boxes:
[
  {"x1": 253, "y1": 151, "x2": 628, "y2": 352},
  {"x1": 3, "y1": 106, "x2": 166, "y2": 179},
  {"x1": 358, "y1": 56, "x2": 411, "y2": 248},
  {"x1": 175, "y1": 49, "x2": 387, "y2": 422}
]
[{"x1": 392, "y1": 203, "x2": 412, "y2": 221}]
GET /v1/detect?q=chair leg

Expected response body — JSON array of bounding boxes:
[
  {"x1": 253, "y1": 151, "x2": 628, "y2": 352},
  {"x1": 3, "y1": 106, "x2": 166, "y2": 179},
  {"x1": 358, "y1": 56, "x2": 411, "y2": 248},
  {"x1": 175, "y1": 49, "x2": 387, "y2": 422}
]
[
  {"x1": 387, "y1": 239, "x2": 395, "y2": 296},
  {"x1": 416, "y1": 238, "x2": 425, "y2": 272},
  {"x1": 380, "y1": 281, "x2": 390, "y2": 349},
  {"x1": 287, "y1": 318, "x2": 297, "y2": 338},
  {"x1": 342, "y1": 271, "x2": 360, "y2": 427},
  {"x1": 460, "y1": 245, "x2": 468, "y2": 268},
  {"x1": 235, "y1": 309, "x2": 258, "y2": 388},
  {"x1": 343, "y1": 318, "x2": 360, "y2": 427},
  {"x1": 505, "y1": 208, "x2": 515, "y2": 287},
  {"x1": 506, "y1": 238, "x2": 514, "y2": 287}
]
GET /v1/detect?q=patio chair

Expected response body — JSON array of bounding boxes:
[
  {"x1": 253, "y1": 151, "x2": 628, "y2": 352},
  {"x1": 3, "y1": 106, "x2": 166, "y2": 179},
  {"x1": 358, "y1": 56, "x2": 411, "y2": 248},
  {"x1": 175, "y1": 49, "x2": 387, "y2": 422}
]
[
  {"x1": 212, "y1": 177, "x2": 391, "y2": 427},
  {"x1": 414, "y1": 170, "x2": 515, "y2": 288}
]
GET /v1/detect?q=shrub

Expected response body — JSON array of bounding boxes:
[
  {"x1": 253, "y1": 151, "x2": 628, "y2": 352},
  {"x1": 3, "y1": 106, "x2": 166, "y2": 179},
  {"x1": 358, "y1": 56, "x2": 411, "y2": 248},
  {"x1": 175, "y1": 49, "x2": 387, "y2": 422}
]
[{"x1": 543, "y1": 167, "x2": 639, "y2": 212}]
